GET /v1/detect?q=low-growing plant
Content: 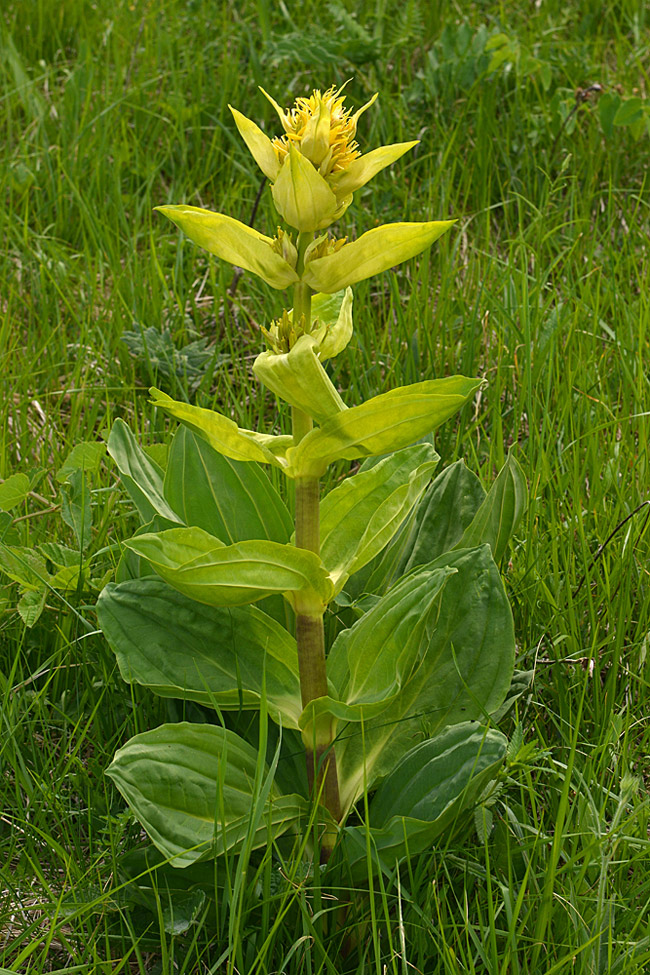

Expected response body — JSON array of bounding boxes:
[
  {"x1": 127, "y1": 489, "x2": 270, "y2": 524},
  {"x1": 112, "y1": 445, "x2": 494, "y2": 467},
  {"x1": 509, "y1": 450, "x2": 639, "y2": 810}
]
[{"x1": 97, "y1": 83, "x2": 527, "y2": 881}]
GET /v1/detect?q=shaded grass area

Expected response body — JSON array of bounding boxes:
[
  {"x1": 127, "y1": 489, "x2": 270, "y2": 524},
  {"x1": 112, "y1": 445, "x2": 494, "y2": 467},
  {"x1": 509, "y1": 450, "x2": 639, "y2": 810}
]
[{"x1": 1, "y1": 0, "x2": 649, "y2": 971}]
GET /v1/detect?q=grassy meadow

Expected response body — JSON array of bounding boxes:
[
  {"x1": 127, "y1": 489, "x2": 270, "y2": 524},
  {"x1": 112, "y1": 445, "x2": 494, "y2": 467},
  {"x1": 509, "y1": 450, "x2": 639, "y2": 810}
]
[{"x1": 1, "y1": 0, "x2": 650, "y2": 971}]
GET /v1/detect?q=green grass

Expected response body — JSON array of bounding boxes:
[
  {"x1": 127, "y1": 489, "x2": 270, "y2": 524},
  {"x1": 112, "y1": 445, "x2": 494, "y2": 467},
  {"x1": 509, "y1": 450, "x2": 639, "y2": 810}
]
[{"x1": 2, "y1": 0, "x2": 650, "y2": 971}]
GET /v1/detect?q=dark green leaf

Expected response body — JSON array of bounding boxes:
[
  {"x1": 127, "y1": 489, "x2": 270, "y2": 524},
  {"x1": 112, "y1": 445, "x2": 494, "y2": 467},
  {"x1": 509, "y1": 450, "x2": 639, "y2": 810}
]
[
  {"x1": 97, "y1": 578, "x2": 302, "y2": 728},
  {"x1": 163, "y1": 427, "x2": 291, "y2": 544}
]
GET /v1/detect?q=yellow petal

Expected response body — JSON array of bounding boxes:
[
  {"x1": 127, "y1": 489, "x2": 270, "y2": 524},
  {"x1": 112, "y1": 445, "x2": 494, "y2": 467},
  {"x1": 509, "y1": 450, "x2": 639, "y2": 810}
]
[
  {"x1": 350, "y1": 91, "x2": 378, "y2": 133},
  {"x1": 154, "y1": 205, "x2": 299, "y2": 290},
  {"x1": 271, "y1": 146, "x2": 338, "y2": 233},
  {"x1": 259, "y1": 86, "x2": 290, "y2": 131},
  {"x1": 302, "y1": 220, "x2": 456, "y2": 293},
  {"x1": 229, "y1": 106, "x2": 280, "y2": 180},
  {"x1": 329, "y1": 141, "x2": 419, "y2": 199}
]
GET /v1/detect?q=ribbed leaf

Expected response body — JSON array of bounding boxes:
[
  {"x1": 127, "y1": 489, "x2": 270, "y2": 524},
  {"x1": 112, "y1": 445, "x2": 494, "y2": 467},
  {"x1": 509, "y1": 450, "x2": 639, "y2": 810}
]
[
  {"x1": 107, "y1": 419, "x2": 181, "y2": 525},
  {"x1": 163, "y1": 427, "x2": 292, "y2": 544},
  {"x1": 107, "y1": 723, "x2": 307, "y2": 867},
  {"x1": 336, "y1": 545, "x2": 515, "y2": 811},
  {"x1": 455, "y1": 453, "x2": 527, "y2": 561},
  {"x1": 319, "y1": 444, "x2": 439, "y2": 592},
  {"x1": 97, "y1": 578, "x2": 302, "y2": 728},
  {"x1": 341, "y1": 724, "x2": 507, "y2": 876},
  {"x1": 125, "y1": 526, "x2": 333, "y2": 608}
]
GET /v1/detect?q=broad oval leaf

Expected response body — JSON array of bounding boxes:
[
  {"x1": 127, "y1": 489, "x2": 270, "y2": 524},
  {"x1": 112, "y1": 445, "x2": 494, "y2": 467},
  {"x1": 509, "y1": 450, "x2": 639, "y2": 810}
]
[
  {"x1": 163, "y1": 427, "x2": 292, "y2": 544},
  {"x1": 125, "y1": 526, "x2": 333, "y2": 608},
  {"x1": 369, "y1": 723, "x2": 507, "y2": 826},
  {"x1": 107, "y1": 723, "x2": 307, "y2": 867},
  {"x1": 335, "y1": 545, "x2": 515, "y2": 811},
  {"x1": 286, "y1": 377, "x2": 482, "y2": 478},
  {"x1": 150, "y1": 388, "x2": 291, "y2": 469},
  {"x1": 97, "y1": 578, "x2": 302, "y2": 728},
  {"x1": 320, "y1": 444, "x2": 439, "y2": 592},
  {"x1": 108, "y1": 419, "x2": 182, "y2": 525},
  {"x1": 327, "y1": 564, "x2": 456, "y2": 710}
]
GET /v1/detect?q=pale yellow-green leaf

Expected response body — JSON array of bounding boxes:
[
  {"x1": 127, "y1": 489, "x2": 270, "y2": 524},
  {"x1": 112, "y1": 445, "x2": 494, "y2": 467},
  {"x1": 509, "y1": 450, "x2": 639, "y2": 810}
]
[
  {"x1": 150, "y1": 388, "x2": 290, "y2": 469},
  {"x1": 229, "y1": 106, "x2": 280, "y2": 180},
  {"x1": 154, "y1": 205, "x2": 299, "y2": 290},
  {"x1": 271, "y1": 146, "x2": 338, "y2": 233},
  {"x1": 311, "y1": 288, "x2": 354, "y2": 361},
  {"x1": 125, "y1": 526, "x2": 333, "y2": 608},
  {"x1": 330, "y1": 141, "x2": 418, "y2": 199},
  {"x1": 319, "y1": 444, "x2": 439, "y2": 592},
  {"x1": 303, "y1": 220, "x2": 456, "y2": 293},
  {"x1": 286, "y1": 377, "x2": 482, "y2": 478},
  {"x1": 253, "y1": 334, "x2": 347, "y2": 423}
]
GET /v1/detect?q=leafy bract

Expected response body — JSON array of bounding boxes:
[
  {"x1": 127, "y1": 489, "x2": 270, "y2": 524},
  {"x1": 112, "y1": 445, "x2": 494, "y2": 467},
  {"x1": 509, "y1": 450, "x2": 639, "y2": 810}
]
[
  {"x1": 125, "y1": 526, "x2": 333, "y2": 609},
  {"x1": 303, "y1": 221, "x2": 456, "y2": 293},
  {"x1": 154, "y1": 205, "x2": 299, "y2": 289},
  {"x1": 319, "y1": 444, "x2": 439, "y2": 592},
  {"x1": 163, "y1": 427, "x2": 292, "y2": 544},
  {"x1": 108, "y1": 419, "x2": 181, "y2": 525},
  {"x1": 149, "y1": 389, "x2": 291, "y2": 469},
  {"x1": 335, "y1": 545, "x2": 515, "y2": 811},
  {"x1": 286, "y1": 377, "x2": 482, "y2": 478},
  {"x1": 329, "y1": 141, "x2": 418, "y2": 197},
  {"x1": 271, "y1": 145, "x2": 340, "y2": 232},
  {"x1": 97, "y1": 578, "x2": 302, "y2": 728},
  {"x1": 107, "y1": 723, "x2": 307, "y2": 867},
  {"x1": 253, "y1": 334, "x2": 347, "y2": 423}
]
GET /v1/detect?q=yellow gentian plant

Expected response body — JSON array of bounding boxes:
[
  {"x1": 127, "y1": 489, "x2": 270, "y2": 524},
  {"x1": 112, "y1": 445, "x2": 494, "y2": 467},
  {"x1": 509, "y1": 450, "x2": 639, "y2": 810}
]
[{"x1": 98, "y1": 85, "x2": 525, "y2": 872}]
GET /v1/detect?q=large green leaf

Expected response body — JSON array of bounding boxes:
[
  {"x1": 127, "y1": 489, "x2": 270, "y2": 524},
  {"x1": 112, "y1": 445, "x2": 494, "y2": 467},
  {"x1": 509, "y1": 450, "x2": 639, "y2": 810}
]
[
  {"x1": 286, "y1": 377, "x2": 482, "y2": 478},
  {"x1": 345, "y1": 459, "x2": 486, "y2": 601},
  {"x1": 319, "y1": 444, "x2": 439, "y2": 592},
  {"x1": 97, "y1": 578, "x2": 302, "y2": 728},
  {"x1": 298, "y1": 565, "x2": 454, "y2": 743},
  {"x1": 163, "y1": 427, "x2": 292, "y2": 544},
  {"x1": 150, "y1": 389, "x2": 292, "y2": 469},
  {"x1": 335, "y1": 545, "x2": 515, "y2": 811},
  {"x1": 125, "y1": 526, "x2": 333, "y2": 609},
  {"x1": 455, "y1": 453, "x2": 527, "y2": 562},
  {"x1": 327, "y1": 565, "x2": 456, "y2": 710},
  {"x1": 107, "y1": 419, "x2": 181, "y2": 525},
  {"x1": 401, "y1": 459, "x2": 487, "y2": 573},
  {"x1": 107, "y1": 723, "x2": 307, "y2": 867},
  {"x1": 340, "y1": 723, "x2": 507, "y2": 876}
]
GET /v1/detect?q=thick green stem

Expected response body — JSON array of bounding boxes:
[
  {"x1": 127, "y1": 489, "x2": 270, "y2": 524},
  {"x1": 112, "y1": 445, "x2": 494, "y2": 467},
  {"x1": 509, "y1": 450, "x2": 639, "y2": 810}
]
[{"x1": 291, "y1": 240, "x2": 342, "y2": 844}]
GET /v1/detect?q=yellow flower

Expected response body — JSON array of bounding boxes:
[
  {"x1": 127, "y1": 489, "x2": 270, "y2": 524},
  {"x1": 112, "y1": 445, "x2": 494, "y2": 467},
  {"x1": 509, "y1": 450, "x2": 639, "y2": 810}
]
[{"x1": 230, "y1": 85, "x2": 418, "y2": 233}]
